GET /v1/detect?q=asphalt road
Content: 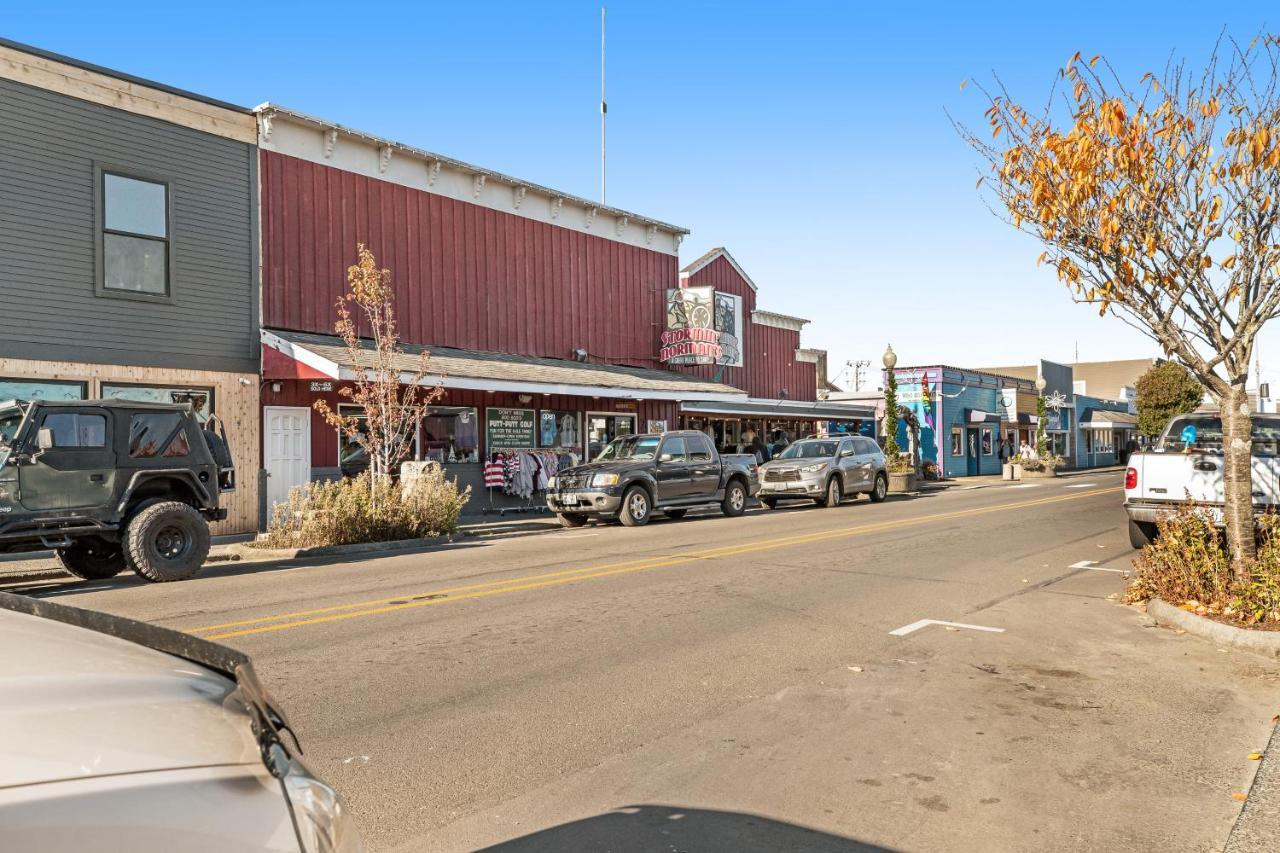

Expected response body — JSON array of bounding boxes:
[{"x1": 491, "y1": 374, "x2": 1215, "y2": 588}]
[{"x1": 24, "y1": 472, "x2": 1280, "y2": 852}]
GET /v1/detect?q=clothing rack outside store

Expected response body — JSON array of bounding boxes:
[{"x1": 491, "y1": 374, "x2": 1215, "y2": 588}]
[{"x1": 481, "y1": 447, "x2": 572, "y2": 517}]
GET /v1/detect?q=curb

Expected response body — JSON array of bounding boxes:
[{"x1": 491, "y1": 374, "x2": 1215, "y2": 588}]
[
  {"x1": 1147, "y1": 598, "x2": 1280, "y2": 660},
  {"x1": 0, "y1": 550, "x2": 247, "y2": 587},
  {"x1": 1225, "y1": 717, "x2": 1280, "y2": 853},
  {"x1": 225, "y1": 535, "x2": 457, "y2": 562}
]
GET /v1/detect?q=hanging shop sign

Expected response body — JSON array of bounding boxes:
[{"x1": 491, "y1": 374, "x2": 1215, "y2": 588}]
[
  {"x1": 661, "y1": 286, "x2": 722, "y2": 365},
  {"x1": 647, "y1": 419, "x2": 668, "y2": 433},
  {"x1": 486, "y1": 407, "x2": 536, "y2": 450}
]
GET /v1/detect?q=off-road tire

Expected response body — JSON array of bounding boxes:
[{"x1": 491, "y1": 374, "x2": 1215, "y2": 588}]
[
  {"x1": 721, "y1": 480, "x2": 747, "y2": 518},
  {"x1": 619, "y1": 486, "x2": 651, "y2": 527},
  {"x1": 1129, "y1": 519, "x2": 1157, "y2": 550},
  {"x1": 818, "y1": 477, "x2": 842, "y2": 508},
  {"x1": 558, "y1": 512, "x2": 589, "y2": 528},
  {"x1": 868, "y1": 473, "x2": 888, "y2": 503},
  {"x1": 664, "y1": 508, "x2": 688, "y2": 519},
  {"x1": 760, "y1": 497, "x2": 778, "y2": 510},
  {"x1": 56, "y1": 538, "x2": 127, "y2": 580},
  {"x1": 125, "y1": 501, "x2": 211, "y2": 583}
]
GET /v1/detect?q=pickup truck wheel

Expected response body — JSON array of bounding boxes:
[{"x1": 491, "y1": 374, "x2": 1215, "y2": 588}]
[
  {"x1": 56, "y1": 538, "x2": 127, "y2": 580},
  {"x1": 1129, "y1": 519, "x2": 1157, "y2": 550},
  {"x1": 664, "y1": 509, "x2": 688, "y2": 519},
  {"x1": 557, "y1": 512, "x2": 589, "y2": 528},
  {"x1": 125, "y1": 501, "x2": 211, "y2": 583},
  {"x1": 619, "y1": 487, "x2": 651, "y2": 527},
  {"x1": 721, "y1": 480, "x2": 747, "y2": 517},
  {"x1": 818, "y1": 477, "x2": 842, "y2": 508},
  {"x1": 868, "y1": 473, "x2": 888, "y2": 503}
]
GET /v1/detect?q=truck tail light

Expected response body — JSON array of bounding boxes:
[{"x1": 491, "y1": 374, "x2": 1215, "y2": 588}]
[{"x1": 1125, "y1": 467, "x2": 1138, "y2": 489}]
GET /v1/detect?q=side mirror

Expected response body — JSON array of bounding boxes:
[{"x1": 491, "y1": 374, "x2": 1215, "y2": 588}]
[
  {"x1": 36, "y1": 428, "x2": 54, "y2": 452},
  {"x1": 840, "y1": 448, "x2": 855, "y2": 457},
  {"x1": 658, "y1": 453, "x2": 674, "y2": 463}
]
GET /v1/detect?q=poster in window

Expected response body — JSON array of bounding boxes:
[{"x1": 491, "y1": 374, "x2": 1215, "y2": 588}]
[
  {"x1": 981, "y1": 429, "x2": 993, "y2": 455},
  {"x1": 539, "y1": 411, "x2": 579, "y2": 448},
  {"x1": 486, "y1": 408, "x2": 536, "y2": 450}
]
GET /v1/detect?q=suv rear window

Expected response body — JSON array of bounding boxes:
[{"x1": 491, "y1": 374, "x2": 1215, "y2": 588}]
[
  {"x1": 1160, "y1": 416, "x2": 1280, "y2": 455},
  {"x1": 129, "y1": 413, "x2": 189, "y2": 458}
]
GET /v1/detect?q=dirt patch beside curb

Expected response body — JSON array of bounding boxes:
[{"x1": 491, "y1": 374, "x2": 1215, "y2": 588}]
[{"x1": 1147, "y1": 598, "x2": 1280, "y2": 659}]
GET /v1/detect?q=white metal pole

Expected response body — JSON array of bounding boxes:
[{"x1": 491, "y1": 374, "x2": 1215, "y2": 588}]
[{"x1": 601, "y1": 6, "x2": 607, "y2": 205}]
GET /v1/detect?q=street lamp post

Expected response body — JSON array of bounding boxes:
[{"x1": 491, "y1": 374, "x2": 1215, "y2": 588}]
[{"x1": 1034, "y1": 375, "x2": 1048, "y2": 458}]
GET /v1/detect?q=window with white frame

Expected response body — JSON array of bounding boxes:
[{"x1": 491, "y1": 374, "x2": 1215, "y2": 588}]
[
  {"x1": 951, "y1": 426, "x2": 963, "y2": 456},
  {"x1": 981, "y1": 427, "x2": 993, "y2": 455}
]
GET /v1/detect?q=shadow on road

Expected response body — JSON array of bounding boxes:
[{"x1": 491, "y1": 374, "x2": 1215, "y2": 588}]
[{"x1": 477, "y1": 804, "x2": 896, "y2": 852}]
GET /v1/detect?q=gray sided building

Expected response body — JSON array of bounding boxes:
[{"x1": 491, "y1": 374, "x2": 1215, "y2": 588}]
[{"x1": 0, "y1": 40, "x2": 261, "y2": 532}]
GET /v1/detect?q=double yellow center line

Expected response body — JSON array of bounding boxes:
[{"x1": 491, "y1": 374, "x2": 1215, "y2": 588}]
[{"x1": 190, "y1": 487, "x2": 1116, "y2": 641}]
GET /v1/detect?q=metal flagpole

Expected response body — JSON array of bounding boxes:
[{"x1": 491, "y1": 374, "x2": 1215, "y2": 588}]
[{"x1": 601, "y1": 6, "x2": 607, "y2": 205}]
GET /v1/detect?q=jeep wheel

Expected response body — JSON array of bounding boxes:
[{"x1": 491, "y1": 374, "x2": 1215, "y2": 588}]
[
  {"x1": 558, "y1": 512, "x2": 589, "y2": 528},
  {"x1": 125, "y1": 501, "x2": 211, "y2": 583},
  {"x1": 619, "y1": 486, "x2": 651, "y2": 527},
  {"x1": 721, "y1": 480, "x2": 747, "y2": 517},
  {"x1": 57, "y1": 538, "x2": 127, "y2": 580}
]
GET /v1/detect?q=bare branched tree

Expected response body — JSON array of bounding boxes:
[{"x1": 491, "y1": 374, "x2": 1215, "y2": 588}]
[
  {"x1": 959, "y1": 35, "x2": 1280, "y2": 566},
  {"x1": 315, "y1": 245, "x2": 443, "y2": 503}
]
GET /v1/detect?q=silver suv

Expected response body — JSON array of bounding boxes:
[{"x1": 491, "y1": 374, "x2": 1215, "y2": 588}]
[{"x1": 759, "y1": 436, "x2": 888, "y2": 508}]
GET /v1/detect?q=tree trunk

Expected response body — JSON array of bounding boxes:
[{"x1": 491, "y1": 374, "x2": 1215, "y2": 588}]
[{"x1": 1219, "y1": 383, "x2": 1256, "y2": 568}]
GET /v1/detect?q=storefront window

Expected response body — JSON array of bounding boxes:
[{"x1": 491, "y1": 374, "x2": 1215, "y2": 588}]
[
  {"x1": 1048, "y1": 432, "x2": 1070, "y2": 457},
  {"x1": 981, "y1": 428, "x2": 993, "y2": 456},
  {"x1": 101, "y1": 383, "x2": 213, "y2": 421},
  {"x1": 587, "y1": 413, "x2": 636, "y2": 460},
  {"x1": 337, "y1": 404, "x2": 421, "y2": 475},
  {"x1": 0, "y1": 378, "x2": 86, "y2": 402},
  {"x1": 951, "y1": 427, "x2": 963, "y2": 456},
  {"x1": 424, "y1": 406, "x2": 480, "y2": 463},
  {"x1": 539, "y1": 409, "x2": 581, "y2": 450}
]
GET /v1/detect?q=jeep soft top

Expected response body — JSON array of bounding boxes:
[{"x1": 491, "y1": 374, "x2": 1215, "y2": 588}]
[{"x1": 0, "y1": 399, "x2": 235, "y2": 582}]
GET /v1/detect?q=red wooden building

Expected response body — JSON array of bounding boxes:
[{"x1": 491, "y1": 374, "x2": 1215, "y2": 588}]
[{"x1": 254, "y1": 105, "x2": 869, "y2": 513}]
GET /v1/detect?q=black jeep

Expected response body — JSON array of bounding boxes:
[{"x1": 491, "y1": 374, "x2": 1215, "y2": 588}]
[{"x1": 0, "y1": 399, "x2": 235, "y2": 582}]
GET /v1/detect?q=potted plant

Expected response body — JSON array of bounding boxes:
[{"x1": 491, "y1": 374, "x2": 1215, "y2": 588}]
[{"x1": 1019, "y1": 453, "x2": 1062, "y2": 478}]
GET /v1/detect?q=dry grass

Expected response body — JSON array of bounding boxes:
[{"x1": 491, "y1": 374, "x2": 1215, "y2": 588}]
[
  {"x1": 259, "y1": 469, "x2": 470, "y2": 549},
  {"x1": 1126, "y1": 501, "x2": 1280, "y2": 626}
]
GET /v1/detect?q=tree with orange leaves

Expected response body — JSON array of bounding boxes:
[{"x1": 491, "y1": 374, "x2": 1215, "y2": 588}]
[
  {"x1": 315, "y1": 245, "x2": 442, "y2": 505},
  {"x1": 961, "y1": 37, "x2": 1280, "y2": 566}
]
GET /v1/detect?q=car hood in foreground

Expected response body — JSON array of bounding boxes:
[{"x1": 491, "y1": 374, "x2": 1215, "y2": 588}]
[{"x1": 0, "y1": 607, "x2": 259, "y2": 788}]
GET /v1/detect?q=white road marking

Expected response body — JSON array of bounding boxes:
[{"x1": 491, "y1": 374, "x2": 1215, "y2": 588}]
[
  {"x1": 889, "y1": 619, "x2": 1006, "y2": 637},
  {"x1": 1009, "y1": 483, "x2": 1041, "y2": 489},
  {"x1": 1069, "y1": 559, "x2": 1128, "y2": 574},
  {"x1": 1064, "y1": 483, "x2": 1098, "y2": 489}
]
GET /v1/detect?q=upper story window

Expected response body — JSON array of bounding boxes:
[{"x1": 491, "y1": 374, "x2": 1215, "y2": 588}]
[{"x1": 102, "y1": 172, "x2": 169, "y2": 296}]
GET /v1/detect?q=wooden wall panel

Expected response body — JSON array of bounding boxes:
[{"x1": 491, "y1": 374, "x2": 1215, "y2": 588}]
[
  {"x1": 0, "y1": 357, "x2": 259, "y2": 534},
  {"x1": 260, "y1": 151, "x2": 677, "y2": 369}
]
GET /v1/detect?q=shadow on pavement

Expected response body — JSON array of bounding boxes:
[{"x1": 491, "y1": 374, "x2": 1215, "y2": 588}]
[{"x1": 478, "y1": 804, "x2": 896, "y2": 853}]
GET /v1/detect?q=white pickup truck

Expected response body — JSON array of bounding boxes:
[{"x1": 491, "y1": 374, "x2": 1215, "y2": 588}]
[{"x1": 1123, "y1": 413, "x2": 1280, "y2": 548}]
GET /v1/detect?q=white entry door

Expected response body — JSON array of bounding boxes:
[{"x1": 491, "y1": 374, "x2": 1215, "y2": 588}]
[{"x1": 264, "y1": 406, "x2": 311, "y2": 511}]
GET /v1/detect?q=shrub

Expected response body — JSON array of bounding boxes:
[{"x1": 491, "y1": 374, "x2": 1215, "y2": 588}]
[
  {"x1": 1017, "y1": 453, "x2": 1063, "y2": 472},
  {"x1": 259, "y1": 469, "x2": 470, "y2": 550},
  {"x1": 1126, "y1": 501, "x2": 1280, "y2": 626}
]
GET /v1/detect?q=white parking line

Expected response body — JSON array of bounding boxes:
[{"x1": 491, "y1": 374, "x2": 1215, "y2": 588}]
[
  {"x1": 889, "y1": 619, "x2": 1006, "y2": 637},
  {"x1": 1064, "y1": 483, "x2": 1098, "y2": 489},
  {"x1": 1009, "y1": 483, "x2": 1041, "y2": 489},
  {"x1": 1069, "y1": 560, "x2": 1128, "y2": 574}
]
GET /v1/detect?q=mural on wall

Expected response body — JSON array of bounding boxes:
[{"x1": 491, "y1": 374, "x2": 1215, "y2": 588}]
[{"x1": 894, "y1": 369, "x2": 940, "y2": 463}]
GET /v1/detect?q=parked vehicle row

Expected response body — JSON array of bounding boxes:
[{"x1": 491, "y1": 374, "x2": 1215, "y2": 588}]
[{"x1": 546, "y1": 431, "x2": 888, "y2": 528}]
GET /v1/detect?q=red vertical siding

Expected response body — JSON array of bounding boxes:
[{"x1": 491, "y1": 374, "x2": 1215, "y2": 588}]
[
  {"x1": 679, "y1": 255, "x2": 816, "y2": 401},
  {"x1": 260, "y1": 151, "x2": 677, "y2": 369}
]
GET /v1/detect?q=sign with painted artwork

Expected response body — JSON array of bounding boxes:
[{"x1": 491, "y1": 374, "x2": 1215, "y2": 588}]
[
  {"x1": 485, "y1": 408, "x2": 536, "y2": 450},
  {"x1": 661, "y1": 286, "x2": 722, "y2": 365}
]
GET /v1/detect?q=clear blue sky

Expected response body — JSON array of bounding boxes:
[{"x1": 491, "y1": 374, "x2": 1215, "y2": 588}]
[{"x1": 10, "y1": 2, "x2": 1280, "y2": 390}]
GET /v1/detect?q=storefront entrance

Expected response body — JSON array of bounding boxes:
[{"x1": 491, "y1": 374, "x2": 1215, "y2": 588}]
[{"x1": 965, "y1": 428, "x2": 981, "y2": 476}]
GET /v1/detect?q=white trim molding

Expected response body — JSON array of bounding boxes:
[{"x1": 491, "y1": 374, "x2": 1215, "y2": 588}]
[
  {"x1": 680, "y1": 247, "x2": 759, "y2": 292},
  {"x1": 254, "y1": 104, "x2": 689, "y2": 255},
  {"x1": 752, "y1": 309, "x2": 809, "y2": 331}
]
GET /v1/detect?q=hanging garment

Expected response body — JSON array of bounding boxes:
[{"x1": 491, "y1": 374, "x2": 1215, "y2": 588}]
[{"x1": 483, "y1": 458, "x2": 505, "y2": 488}]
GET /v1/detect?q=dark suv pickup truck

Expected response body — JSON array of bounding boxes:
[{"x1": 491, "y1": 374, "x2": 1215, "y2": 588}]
[{"x1": 547, "y1": 430, "x2": 760, "y2": 527}]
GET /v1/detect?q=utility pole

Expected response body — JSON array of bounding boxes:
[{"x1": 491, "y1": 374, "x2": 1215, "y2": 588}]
[
  {"x1": 600, "y1": 6, "x2": 607, "y2": 205},
  {"x1": 853, "y1": 359, "x2": 870, "y2": 391}
]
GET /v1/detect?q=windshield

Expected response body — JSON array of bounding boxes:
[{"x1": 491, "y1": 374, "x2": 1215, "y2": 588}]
[
  {"x1": 1160, "y1": 416, "x2": 1280, "y2": 456},
  {"x1": 596, "y1": 435, "x2": 660, "y2": 462},
  {"x1": 0, "y1": 410, "x2": 21, "y2": 446},
  {"x1": 777, "y1": 440, "x2": 840, "y2": 460}
]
